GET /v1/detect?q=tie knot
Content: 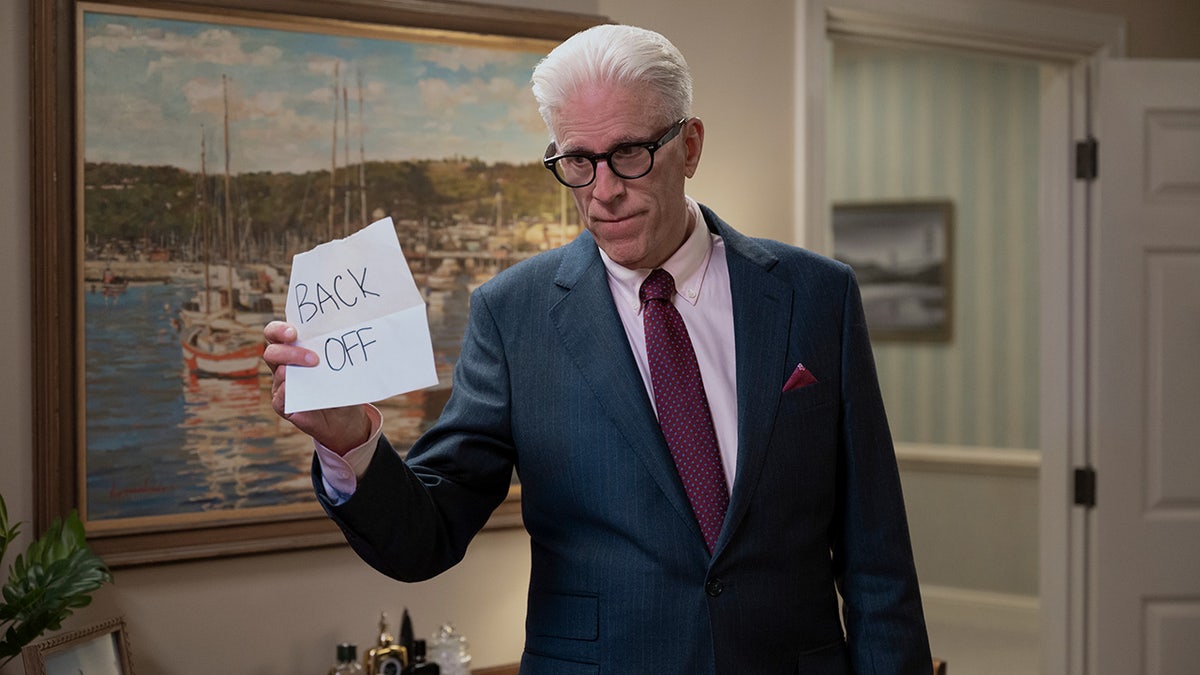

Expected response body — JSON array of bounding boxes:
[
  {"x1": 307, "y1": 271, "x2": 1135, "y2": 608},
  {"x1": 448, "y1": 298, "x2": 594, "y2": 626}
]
[{"x1": 640, "y1": 268, "x2": 676, "y2": 304}]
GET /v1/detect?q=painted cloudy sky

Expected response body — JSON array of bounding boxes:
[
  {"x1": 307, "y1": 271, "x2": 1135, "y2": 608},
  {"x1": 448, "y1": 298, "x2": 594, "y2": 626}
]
[{"x1": 82, "y1": 9, "x2": 553, "y2": 174}]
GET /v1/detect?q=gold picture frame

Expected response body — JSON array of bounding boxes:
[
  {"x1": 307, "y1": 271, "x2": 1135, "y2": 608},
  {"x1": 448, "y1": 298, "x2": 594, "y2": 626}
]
[
  {"x1": 31, "y1": 0, "x2": 603, "y2": 566},
  {"x1": 21, "y1": 617, "x2": 134, "y2": 675}
]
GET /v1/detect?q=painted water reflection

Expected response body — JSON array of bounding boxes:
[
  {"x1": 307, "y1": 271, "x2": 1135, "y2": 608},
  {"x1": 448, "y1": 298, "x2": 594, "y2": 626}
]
[{"x1": 84, "y1": 275, "x2": 465, "y2": 523}]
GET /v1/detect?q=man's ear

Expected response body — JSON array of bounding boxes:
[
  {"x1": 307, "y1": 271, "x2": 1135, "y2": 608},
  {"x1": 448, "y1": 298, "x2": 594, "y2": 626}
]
[{"x1": 682, "y1": 117, "x2": 704, "y2": 178}]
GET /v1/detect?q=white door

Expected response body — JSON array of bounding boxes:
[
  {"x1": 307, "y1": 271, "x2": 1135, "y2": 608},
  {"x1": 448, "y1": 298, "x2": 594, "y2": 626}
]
[{"x1": 1092, "y1": 59, "x2": 1200, "y2": 675}]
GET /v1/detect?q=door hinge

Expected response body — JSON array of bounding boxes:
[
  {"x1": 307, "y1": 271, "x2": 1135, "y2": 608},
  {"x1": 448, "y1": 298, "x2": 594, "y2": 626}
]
[
  {"x1": 1075, "y1": 136, "x2": 1098, "y2": 180},
  {"x1": 1074, "y1": 466, "x2": 1097, "y2": 507}
]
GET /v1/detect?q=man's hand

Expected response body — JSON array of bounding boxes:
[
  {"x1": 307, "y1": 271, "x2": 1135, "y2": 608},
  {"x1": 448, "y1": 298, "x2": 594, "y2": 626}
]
[{"x1": 263, "y1": 320, "x2": 372, "y2": 455}]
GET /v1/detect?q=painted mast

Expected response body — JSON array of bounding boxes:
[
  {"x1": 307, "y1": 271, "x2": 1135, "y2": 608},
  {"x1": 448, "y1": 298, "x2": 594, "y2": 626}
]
[
  {"x1": 329, "y1": 62, "x2": 339, "y2": 241},
  {"x1": 222, "y1": 74, "x2": 235, "y2": 323},
  {"x1": 358, "y1": 67, "x2": 367, "y2": 229},
  {"x1": 200, "y1": 126, "x2": 211, "y2": 316},
  {"x1": 342, "y1": 83, "x2": 351, "y2": 236}
]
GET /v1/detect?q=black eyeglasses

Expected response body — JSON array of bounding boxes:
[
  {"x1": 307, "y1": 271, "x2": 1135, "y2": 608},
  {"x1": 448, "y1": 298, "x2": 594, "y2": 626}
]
[{"x1": 542, "y1": 118, "x2": 688, "y2": 188}]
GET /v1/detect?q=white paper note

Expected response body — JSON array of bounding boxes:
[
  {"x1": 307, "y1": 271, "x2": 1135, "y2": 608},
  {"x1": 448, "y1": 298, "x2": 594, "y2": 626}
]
[{"x1": 283, "y1": 217, "x2": 438, "y2": 414}]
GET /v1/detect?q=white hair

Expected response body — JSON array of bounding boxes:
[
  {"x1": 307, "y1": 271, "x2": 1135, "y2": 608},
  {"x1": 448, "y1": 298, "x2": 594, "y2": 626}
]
[{"x1": 530, "y1": 24, "x2": 693, "y2": 143}]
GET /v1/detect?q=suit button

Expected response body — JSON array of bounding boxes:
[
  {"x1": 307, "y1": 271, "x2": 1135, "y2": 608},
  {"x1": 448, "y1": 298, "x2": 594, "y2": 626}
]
[{"x1": 706, "y1": 579, "x2": 724, "y2": 597}]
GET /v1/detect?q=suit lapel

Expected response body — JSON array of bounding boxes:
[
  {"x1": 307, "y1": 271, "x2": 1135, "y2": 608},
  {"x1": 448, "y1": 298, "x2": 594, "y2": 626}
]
[
  {"x1": 703, "y1": 209, "x2": 794, "y2": 555},
  {"x1": 548, "y1": 234, "x2": 698, "y2": 532}
]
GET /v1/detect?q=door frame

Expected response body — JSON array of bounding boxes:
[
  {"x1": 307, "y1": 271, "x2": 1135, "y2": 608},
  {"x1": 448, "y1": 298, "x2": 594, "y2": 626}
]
[{"x1": 797, "y1": 1, "x2": 1124, "y2": 673}]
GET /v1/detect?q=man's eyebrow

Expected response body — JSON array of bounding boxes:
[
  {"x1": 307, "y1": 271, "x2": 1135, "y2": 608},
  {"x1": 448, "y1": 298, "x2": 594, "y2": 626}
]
[{"x1": 556, "y1": 132, "x2": 653, "y2": 155}]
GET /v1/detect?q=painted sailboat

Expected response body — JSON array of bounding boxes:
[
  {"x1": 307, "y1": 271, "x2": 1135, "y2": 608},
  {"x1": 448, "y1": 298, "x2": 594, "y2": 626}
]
[
  {"x1": 180, "y1": 323, "x2": 264, "y2": 379},
  {"x1": 178, "y1": 74, "x2": 265, "y2": 379}
]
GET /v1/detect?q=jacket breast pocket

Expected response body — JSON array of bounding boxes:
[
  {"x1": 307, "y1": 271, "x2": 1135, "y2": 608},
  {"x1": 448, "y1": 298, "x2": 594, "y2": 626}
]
[{"x1": 781, "y1": 380, "x2": 833, "y2": 414}]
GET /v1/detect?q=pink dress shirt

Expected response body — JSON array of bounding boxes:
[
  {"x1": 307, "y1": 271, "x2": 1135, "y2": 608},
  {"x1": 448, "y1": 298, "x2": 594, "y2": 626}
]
[{"x1": 597, "y1": 197, "x2": 738, "y2": 491}]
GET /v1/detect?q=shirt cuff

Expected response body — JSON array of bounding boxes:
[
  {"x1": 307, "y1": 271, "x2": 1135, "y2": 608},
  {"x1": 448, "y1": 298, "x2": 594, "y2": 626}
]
[{"x1": 315, "y1": 404, "x2": 383, "y2": 504}]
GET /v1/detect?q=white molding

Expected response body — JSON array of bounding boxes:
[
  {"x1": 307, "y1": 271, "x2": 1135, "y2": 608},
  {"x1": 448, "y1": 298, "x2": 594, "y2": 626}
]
[
  {"x1": 896, "y1": 443, "x2": 1040, "y2": 478},
  {"x1": 824, "y1": 0, "x2": 1125, "y2": 62},
  {"x1": 1038, "y1": 59, "x2": 1081, "y2": 675},
  {"x1": 794, "y1": 0, "x2": 828, "y2": 251},
  {"x1": 922, "y1": 583, "x2": 1041, "y2": 614},
  {"x1": 922, "y1": 584, "x2": 1041, "y2": 635}
]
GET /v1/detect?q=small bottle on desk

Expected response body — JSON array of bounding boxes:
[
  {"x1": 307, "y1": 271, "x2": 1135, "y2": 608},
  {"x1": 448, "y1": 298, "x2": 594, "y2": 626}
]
[
  {"x1": 428, "y1": 623, "x2": 471, "y2": 675},
  {"x1": 407, "y1": 639, "x2": 439, "y2": 674},
  {"x1": 329, "y1": 643, "x2": 364, "y2": 675}
]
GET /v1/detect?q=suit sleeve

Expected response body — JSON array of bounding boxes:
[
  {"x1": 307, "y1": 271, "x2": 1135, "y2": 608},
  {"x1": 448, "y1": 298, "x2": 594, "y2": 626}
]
[
  {"x1": 831, "y1": 271, "x2": 934, "y2": 674},
  {"x1": 313, "y1": 288, "x2": 517, "y2": 582}
]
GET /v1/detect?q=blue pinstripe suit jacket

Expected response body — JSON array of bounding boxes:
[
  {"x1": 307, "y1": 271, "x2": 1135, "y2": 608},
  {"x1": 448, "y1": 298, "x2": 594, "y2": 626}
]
[{"x1": 315, "y1": 204, "x2": 932, "y2": 674}]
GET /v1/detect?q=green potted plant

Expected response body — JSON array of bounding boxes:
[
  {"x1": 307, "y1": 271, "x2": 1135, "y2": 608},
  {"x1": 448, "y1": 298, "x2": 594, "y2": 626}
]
[{"x1": 0, "y1": 492, "x2": 111, "y2": 667}]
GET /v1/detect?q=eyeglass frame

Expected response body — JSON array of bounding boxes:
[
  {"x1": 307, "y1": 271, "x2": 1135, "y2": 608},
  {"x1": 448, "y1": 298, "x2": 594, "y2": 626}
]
[{"x1": 541, "y1": 117, "x2": 689, "y2": 188}]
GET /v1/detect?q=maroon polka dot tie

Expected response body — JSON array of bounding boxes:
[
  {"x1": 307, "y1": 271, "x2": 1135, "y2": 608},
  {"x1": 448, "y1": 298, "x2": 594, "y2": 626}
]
[{"x1": 640, "y1": 268, "x2": 729, "y2": 553}]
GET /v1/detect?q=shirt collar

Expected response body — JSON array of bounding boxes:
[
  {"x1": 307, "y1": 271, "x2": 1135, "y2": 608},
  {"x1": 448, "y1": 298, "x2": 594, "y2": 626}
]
[{"x1": 599, "y1": 196, "x2": 713, "y2": 312}]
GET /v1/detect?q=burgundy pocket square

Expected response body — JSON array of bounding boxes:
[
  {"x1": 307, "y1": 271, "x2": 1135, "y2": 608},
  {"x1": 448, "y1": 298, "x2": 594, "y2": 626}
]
[{"x1": 783, "y1": 363, "x2": 818, "y2": 392}]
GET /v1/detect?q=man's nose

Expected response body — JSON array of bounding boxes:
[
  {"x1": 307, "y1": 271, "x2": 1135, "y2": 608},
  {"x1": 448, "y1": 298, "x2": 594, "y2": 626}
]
[{"x1": 590, "y1": 160, "x2": 625, "y2": 200}]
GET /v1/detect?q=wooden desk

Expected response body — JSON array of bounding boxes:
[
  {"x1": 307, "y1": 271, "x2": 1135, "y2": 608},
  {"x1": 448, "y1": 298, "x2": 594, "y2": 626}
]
[
  {"x1": 472, "y1": 666, "x2": 518, "y2": 675},
  {"x1": 473, "y1": 657, "x2": 946, "y2": 673}
]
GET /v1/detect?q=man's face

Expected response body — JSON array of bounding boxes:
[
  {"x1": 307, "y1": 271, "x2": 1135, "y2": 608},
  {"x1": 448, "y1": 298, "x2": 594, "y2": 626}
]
[{"x1": 551, "y1": 85, "x2": 703, "y2": 270}]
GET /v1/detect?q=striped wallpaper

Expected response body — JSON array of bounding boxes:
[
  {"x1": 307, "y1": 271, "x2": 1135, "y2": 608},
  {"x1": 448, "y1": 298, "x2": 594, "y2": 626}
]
[{"x1": 828, "y1": 40, "x2": 1040, "y2": 450}]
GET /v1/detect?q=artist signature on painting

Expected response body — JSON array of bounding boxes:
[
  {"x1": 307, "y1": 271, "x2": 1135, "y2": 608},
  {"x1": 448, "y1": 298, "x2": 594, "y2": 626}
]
[{"x1": 108, "y1": 480, "x2": 172, "y2": 500}]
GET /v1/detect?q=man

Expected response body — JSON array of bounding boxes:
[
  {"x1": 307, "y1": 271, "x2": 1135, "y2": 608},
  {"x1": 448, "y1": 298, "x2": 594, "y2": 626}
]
[{"x1": 265, "y1": 24, "x2": 931, "y2": 674}]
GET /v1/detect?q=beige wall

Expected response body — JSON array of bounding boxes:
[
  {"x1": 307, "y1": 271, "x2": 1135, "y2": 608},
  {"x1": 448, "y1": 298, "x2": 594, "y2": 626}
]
[
  {"x1": 1, "y1": 0, "x2": 1194, "y2": 673},
  {"x1": 1, "y1": 0, "x2": 36, "y2": 670}
]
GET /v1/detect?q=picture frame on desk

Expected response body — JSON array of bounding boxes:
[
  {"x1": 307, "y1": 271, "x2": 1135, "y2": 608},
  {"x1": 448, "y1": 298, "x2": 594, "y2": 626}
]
[
  {"x1": 30, "y1": 0, "x2": 599, "y2": 567},
  {"x1": 21, "y1": 616, "x2": 134, "y2": 675}
]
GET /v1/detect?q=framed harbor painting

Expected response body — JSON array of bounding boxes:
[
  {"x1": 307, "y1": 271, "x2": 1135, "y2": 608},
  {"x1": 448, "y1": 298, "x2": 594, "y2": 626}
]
[
  {"x1": 31, "y1": 0, "x2": 604, "y2": 565},
  {"x1": 832, "y1": 200, "x2": 954, "y2": 342}
]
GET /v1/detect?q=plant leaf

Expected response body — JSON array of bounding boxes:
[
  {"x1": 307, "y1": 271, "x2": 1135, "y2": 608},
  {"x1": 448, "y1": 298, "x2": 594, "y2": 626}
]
[{"x1": 0, "y1": 508, "x2": 111, "y2": 658}]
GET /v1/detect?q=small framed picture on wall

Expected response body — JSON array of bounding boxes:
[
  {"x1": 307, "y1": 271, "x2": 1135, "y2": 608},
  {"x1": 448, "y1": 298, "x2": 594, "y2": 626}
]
[{"x1": 832, "y1": 200, "x2": 954, "y2": 342}]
